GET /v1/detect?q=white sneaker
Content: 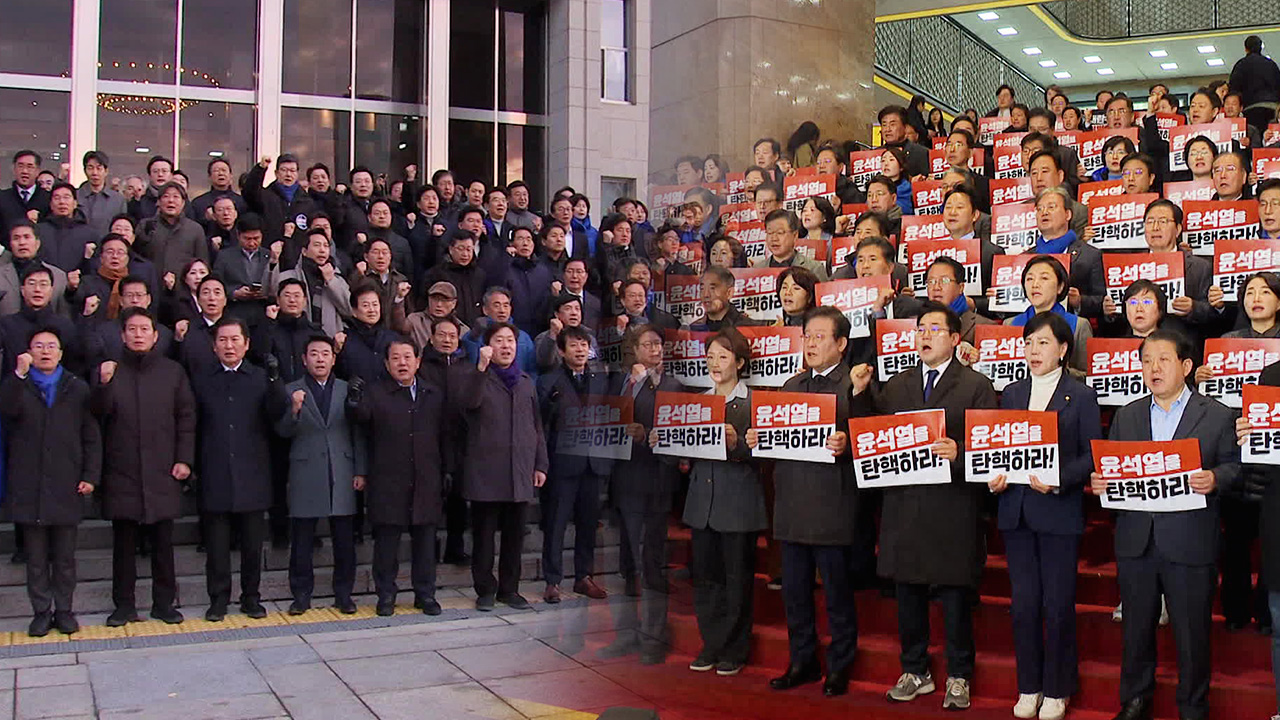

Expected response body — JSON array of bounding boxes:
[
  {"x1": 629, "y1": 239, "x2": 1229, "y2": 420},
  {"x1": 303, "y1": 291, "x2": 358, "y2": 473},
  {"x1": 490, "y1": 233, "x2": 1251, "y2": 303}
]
[
  {"x1": 1159, "y1": 595, "x2": 1169, "y2": 626},
  {"x1": 1039, "y1": 697, "x2": 1067, "y2": 720},
  {"x1": 1013, "y1": 692, "x2": 1042, "y2": 718},
  {"x1": 1112, "y1": 603, "x2": 1123, "y2": 622}
]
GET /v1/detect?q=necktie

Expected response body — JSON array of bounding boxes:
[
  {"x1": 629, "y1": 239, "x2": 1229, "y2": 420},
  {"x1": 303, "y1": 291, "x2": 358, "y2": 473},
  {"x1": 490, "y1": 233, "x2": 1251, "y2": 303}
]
[
  {"x1": 924, "y1": 369, "x2": 939, "y2": 402},
  {"x1": 20, "y1": 188, "x2": 30, "y2": 204}
]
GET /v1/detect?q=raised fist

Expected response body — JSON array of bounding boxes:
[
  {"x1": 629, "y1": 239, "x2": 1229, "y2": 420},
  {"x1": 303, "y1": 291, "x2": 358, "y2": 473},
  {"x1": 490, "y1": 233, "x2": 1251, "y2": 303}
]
[
  {"x1": 478, "y1": 345, "x2": 495, "y2": 371},
  {"x1": 259, "y1": 155, "x2": 273, "y2": 168},
  {"x1": 396, "y1": 281, "x2": 412, "y2": 301},
  {"x1": 174, "y1": 319, "x2": 190, "y2": 341},
  {"x1": 319, "y1": 262, "x2": 336, "y2": 283},
  {"x1": 291, "y1": 389, "x2": 306, "y2": 414},
  {"x1": 164, "y1": 272, "x2": 177, "y2": 291},
  {"x1": 549, "y1": 318, "x2": 564, "y2": 337},
  {"x1": 67, "y1": 270, "x2": 81, "y2": 290},
  {"x1": 99, "y1": 360, "x2": 118, "y2": 384},
  {"x1": 83, "y1": 295, "x2": 101, "y2": 317},
  {"x1": 84, "y1": 243, "x2": 97, "y2": 260},
  {"x1": 265, "y1": 304, "x2": 279, "y2": 320},
  {"x1": 14, "y1": 353, "x2": 33, "y2": 378},
  {"x1": 283, "y1": 222, "x2": 296, "y2": 238},
  {"x1": 270, "y1": 241, "x2": 284, "y2": 264}
]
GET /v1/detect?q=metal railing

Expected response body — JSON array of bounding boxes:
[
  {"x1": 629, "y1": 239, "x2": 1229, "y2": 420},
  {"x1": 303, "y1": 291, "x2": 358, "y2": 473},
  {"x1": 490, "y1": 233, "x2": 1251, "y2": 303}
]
[
  {"x1": 875, "y1": 15, "x2": 1044, "y2": 115},
  {"x1": 1041, "y1": 0, "x2": 1276, "y2": 39}
]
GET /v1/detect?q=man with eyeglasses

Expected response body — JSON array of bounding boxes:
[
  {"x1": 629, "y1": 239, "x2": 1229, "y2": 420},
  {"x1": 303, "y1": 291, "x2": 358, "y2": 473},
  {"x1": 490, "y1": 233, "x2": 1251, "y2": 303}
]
[
  {"x1": 1120, "y1": 154, "x2": 1157, "y2": 196},
  {"x1": 944, "y1": 130, "x2": 990, "y2": 213},
  {"x1": 926, "y1": 256, "x2": 991, "y2": 345},
  {"x1": 0, "y1": 266, "x2": 80, "y2": 379},
  {"x1": 1105, "y1": 94, "x2": 1137, "y2": 130},
  {"x1": 0, "y1": 222, "x2": 69, "y2": 317},
  {"x1": 753, "y1": 209, "x2": 829, "y2": 281},
  {"x1": 1258, "y1": 179, "x2": 1280, "y2": 239},
  {"x1": 82, "y1": 275, "x2": 173, "y2": 371},
  {"x1": 1211, "y1": 151, "x2": 1252, "y2": 201},
  {"x1": 850, "y1": 301, "x2": 999, "y2": 711}
]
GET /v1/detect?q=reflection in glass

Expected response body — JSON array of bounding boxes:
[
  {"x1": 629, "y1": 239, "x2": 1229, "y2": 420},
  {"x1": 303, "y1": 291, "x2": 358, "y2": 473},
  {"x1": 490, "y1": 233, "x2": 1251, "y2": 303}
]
[
  {"x1": 0, "y1": 90, "x2": 70, "y2": 176},
  {"x1": 100, "y1": 0, "x2": 178, "y2": 83},
  {"x1": 499, "y1": 124, "x2": 544, "y2": 208},
  {"x1": 95, "y1": 98, "x2": 175, "y2": 180},
  {"x1": 356, "y1": 0, "x2": 424, "y2": 102},
  {"x1": 281, "y1": 107, "x2": 352, "y2": 181},
  {"x1": 182, "y1": 0, "x2": 259, "y2": 90},
  {"x1": 0, "y1": 0, "x2": 72, "y2": 76},
  {"x1": 499, "y1": 7, "x2": 545, "y2": 114},
  {"x1": 450, "y1": 0, "x2": 496, "y2": 110},
  {"x1": 355, "y1": 113, "x2": 422, "y2": 179},
  {"x1": 283, "y1": 0, "x2": 353, "y2": 97},
  {"x1": 179, "y1": 103, "x2": 256, "y2": 195},
  {"x1": 449, "y1": 120, "x2": 495, "y2": 185},
  {"x1": 600, "y1": 0, "x2": 629, "y2": 102}
]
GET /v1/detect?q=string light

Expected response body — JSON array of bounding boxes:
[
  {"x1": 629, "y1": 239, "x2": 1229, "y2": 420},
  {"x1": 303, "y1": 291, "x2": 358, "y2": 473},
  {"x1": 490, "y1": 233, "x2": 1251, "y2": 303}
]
[{"x1": 74, "y1": 59, "x2": 226, "y2": 116}]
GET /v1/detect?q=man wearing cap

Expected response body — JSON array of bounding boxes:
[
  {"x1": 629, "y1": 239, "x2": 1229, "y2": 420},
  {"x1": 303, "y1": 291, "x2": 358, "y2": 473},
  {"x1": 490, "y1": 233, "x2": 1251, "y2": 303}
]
[{"x1": 406, "y1": 281, "x2": 470, "y2": 354}]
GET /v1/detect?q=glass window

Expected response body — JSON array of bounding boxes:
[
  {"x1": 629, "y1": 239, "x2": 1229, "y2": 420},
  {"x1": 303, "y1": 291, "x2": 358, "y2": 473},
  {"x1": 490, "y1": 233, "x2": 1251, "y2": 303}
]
[
  {"x1": 354, "y1": 113, "x2": 421, "y2": 180},
  {"x1": 100, "y1": 0, "x2": 178, "y2": 84},
  {"x1": 95, "y1": 99, "x2": 176, "y2": 181},
  {"x1": 600, "y1": 177, "x2": 635, "y2": 220},
  {"x1": 280, "y1": 107, "x2": 351, "y2": 181},
  {"x1": 0, "y1": 90, "x2": 70, "y2": 176},
  {"x1": 283, "y1": 0, "x2": 353, "y2": 97},
  {"x1": 601, "y1": 0, "x2": 629, "y2": 102},
  {"x1": 0, "y1": 0, "x2": 72, "y2": 76},
  {"x1": 499, "y1": 6, "x2": 546, "y2": 114},
  {"x1": 178, "y1": 103, "x2": 256, "y2": 196},
  {"x1": 450, "y1": 120, "x2": 495, "y2": 185},
  {"x1": 182, "y1": 0, "x2": 259, "y2": 90},
  {"x1": 450, "y1": 0, "x2": 496, "y2": 110},
  {"x1": 499, "y1": 124, "x2": 544, "y2": 209},
  {"x1": 356, "y1": 0, "x2": 424, "y2": 102}
]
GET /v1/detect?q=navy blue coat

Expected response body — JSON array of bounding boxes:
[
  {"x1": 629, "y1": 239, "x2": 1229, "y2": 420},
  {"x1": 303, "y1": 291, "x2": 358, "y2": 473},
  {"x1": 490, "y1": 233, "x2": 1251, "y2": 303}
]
[
  {"x1": 997, "y1": 373, "x2": 1101, "y2": 535},
  {"x1": 190, "y1": 362, "x2": 287, "y2": 513}
]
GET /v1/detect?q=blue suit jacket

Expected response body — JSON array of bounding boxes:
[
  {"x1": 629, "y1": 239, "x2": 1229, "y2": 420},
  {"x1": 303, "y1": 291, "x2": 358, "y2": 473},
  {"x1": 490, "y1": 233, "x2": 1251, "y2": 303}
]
[{"x1": 997, "y1": 373, "x2": 1101, "y2": 535}]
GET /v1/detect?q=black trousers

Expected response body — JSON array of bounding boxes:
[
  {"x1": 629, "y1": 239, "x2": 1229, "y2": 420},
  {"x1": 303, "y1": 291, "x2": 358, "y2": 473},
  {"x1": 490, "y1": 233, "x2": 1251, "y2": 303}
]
[
  {"x1": 1220, "y1": 497, "x2": 1269, "y2": 625},
  {"x1": 616, "y1": 492, "x2": 669, "y2": 589},
  {"x1": 542, "y1": 472, "x2": 602, "y2": 585},
  {"x1": 268, "y1": 438, "x2": 291, "y2": 544},
  {"x1": 1118, "y1": 544, "x2": 1216, "y2": 720},
  {"x1": 691, "y1": 528, "x2": 757, "y2": 665},
  {"x1": 444, "y1": 489, "x2": 468, "y2": 559},
  {"x1": 290, "y1": 516, "x2": 355, "y2": 604},
  {"x1": 781, "y1": 541, "x2": 860, "y2": 674},
  {"x1": 897, "y1": 582, "x2": 975, "y2": 680},
  {"x1": 371, "y1": 523, "x2": 437, "y2": 603},
  {"x1": 1004, "y1": 527, "x2": 1080, "y2": 698},
  {"x1": 204, "y1": 511, "x2": 266, "y2": 607},
  {"x1": 22, "y1": 524, "x2": 77, "y2": 615},
  {"x1": 112, "y1": 519, "x2": 176, "y2": 612},
  {"x1": 471, "y1": 501, "x2": 526, "y2": 598}
]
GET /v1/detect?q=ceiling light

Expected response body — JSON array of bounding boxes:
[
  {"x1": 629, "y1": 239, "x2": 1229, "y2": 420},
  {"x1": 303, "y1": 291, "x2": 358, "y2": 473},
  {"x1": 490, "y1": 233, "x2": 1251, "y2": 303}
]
[
  {"x1": 978, "y1": 11, "x2": 1000, "y2": 20},
  {"x1": 1149, "y1": 49, "x2": 1168, "y2": 58},
  {"x1": 1039, "y1": 60, "x2": 1057, "y2": 68},
  {"x1": 1097, "y1": 67, "x2": 1114, "y2": 75},
  {"x1": 1161, "y1": 62, "x2": 1178, "y2": 70},
  {"x1": 1023, "y1": 47, "x2": 1041, "y2": 55},
  {"x1": 1083, "y1": 55, "x2": 1102, "y2": 63},
  {"x1": 997, "y1": 26, "x2": 1018, "y2": 36},
  {"x1": 1198, "y1": 45, "x2": 1216, "y2": 54},
  {"x1": 1207, "y1": 58, "x2": 1225, "y2": 67},
  {"x1": 1054, "y1": 71, "x2": 1071, "y2": 79},
  {"x1": 134, "y1": 147, "x2": 150, "y2": 153}
]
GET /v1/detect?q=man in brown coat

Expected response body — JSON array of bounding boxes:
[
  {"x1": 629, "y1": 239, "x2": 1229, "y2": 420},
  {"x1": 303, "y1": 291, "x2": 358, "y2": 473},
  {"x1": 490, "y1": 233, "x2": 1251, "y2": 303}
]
[{"x1": 92, "y1": 307, "x2": 196, "y2": 627}]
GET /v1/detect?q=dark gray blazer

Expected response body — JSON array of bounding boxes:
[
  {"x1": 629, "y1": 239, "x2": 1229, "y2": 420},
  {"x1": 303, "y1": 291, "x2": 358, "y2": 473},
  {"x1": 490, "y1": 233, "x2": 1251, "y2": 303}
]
[
  {"x1": 1108, "y1": 391, "x2": 1240, "y2": 567},
  {"x1": 683, "y1": 385, "x2": 767, "y2": 534},
  {"x1": 275, "y1": 378, "x2": 367, "y2": 518}
]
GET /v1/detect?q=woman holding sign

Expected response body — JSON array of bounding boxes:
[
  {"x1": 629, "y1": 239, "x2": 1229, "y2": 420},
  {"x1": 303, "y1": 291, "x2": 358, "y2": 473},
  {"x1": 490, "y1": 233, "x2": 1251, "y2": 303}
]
[
  {"x1": 672, "y1": 329, "x2": 765, "y2": 677},
  {"x1": 1194, "y1": 271, "x2": 1280, "y2": 386},
  {"x1": 990, "y1": 312, "x2": 1102, "y2": 720},
  {"x1": 1008, "y1": 255, "x2": 1092, "y2": 372}
]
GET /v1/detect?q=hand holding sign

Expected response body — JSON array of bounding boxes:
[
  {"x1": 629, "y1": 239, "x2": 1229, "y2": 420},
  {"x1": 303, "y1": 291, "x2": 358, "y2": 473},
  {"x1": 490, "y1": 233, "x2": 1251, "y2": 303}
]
[
  {"x1": 1189, "y1": 470, "x2": 1216, "y2": 494},
  {"x1": 932, "y1": 437, "x2": 958, "y2": 461}
]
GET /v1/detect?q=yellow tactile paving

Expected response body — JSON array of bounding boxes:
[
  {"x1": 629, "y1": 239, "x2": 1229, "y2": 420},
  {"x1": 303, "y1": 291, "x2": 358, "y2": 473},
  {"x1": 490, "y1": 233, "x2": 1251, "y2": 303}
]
[
  {"x1": 505, "y1": 699, "x2": 599, "y2": 719},
  {"x1": 279, "y1": 607, "x2": 346, "y2": 625},
  {"x1": 9, "y1": 631, "x2": 69, "y2": 645},
  {"x1": 73, "y1": 624, "x2": 129, "y2": 641}
]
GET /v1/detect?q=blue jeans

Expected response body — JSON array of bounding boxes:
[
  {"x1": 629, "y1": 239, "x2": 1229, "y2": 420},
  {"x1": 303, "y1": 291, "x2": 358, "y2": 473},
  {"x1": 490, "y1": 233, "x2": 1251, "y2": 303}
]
[{"x1": 1270, "y1": 591, "x2": 1280, "y2": 713}]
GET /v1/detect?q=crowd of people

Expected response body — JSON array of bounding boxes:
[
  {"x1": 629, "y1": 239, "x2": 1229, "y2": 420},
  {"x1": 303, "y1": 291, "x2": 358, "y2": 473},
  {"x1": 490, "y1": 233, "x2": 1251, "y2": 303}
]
[{"x1": 2, "y1": 32, "x2": 1280, "y2": 720}]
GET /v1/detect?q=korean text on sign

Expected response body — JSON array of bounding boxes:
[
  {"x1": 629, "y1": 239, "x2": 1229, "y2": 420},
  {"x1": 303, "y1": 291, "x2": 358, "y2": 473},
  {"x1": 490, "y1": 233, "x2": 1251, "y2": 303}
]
[
  {"x1": 1087, "y1": 194, "x2": 1157, "y2": 251},
  {"x1": 662, "y1": 329, "x2": 713, "y2": 389},
  {"x1": 816, "y1": 276, "x2": 890, "y2": 340},
  {"x1": 1086, "y1": 338, "x2": 1147, "y2": 407},
  {"x1": 1198, "y1": 338, "x2": 1280, "y2": 409},
  {"x1": 1102, "y1": 252, "x2": 1184, "y2": 310},
  {"x1": 751, "y1": 390, "x2": 837, "y2": 464},
  {"x1": 653, "y1": 391, "x2": 727, "y2": 462},
  {"x1": 1243, "y1": 384, "x2": 1280, "y2": 465},
  {"x1": 972, "y1": 324, "x2": 1028, "y2": 391},
  {"x1": 1212, "y1": 239, "x2": 1280, "y2": 301},
  {"x1": 875, "y1": 319, "x2": 919, "y2": 382},
  {"x1": 1092, "y1": 439, "x2": 1207, "y2": 513},
  {"x1": 1182, "y1": 200, "x2": 1260, "y2": 257},
  {"x1": 739, "y1": 326, "x2": 804, "y2": 388},
  {"x1": 849, "y1": 409, "x2": 950, "y2": 489},
  {"x1": 555, "y1": 396, "x2": 635, "y2": 460},
  {"x1": 965, "y1": 409, "x2": 1059, "y2": 486}
]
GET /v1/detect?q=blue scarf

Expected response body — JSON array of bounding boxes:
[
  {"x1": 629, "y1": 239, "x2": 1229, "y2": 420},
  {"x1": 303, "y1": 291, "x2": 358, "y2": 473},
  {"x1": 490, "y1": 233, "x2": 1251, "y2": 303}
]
[
  {"x1": 1011, "y1": 302, "x2": 1078, "y2": 332},
  {"x1": 29, "y1": 365, "x2": 63, "y2": 408},
  {"x1": 278, "y1": 182, "x2": 299, "y2": 203},
  {"x1": 1035, "y1": 229, "x2": 1077, "y2": 255},
  {"x1": 491, "y1": 362, "x2": 522, "y2": 390},
  {"x1": 948, "y1": 293, "x2": 969, "y2": 317}
]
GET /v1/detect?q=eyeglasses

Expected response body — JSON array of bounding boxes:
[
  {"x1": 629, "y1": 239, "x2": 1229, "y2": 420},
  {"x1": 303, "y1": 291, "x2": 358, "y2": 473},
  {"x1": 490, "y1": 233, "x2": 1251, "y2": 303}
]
[
  {"x1": 1212, "y1": 164, "x2": 1241, "y2": 175},
  {"x1": 1261, "y1": 199, "x2": 1280, "y2": 210},
  {"x1": 802, "y1": 331, "x2": 831, "y2": 342},
  {"x1": 29, "y1": 342, "x2": 60, "y2": 351},
  {"x1": 638, "y1": 340, "x2": 663, "y2": 349},
  {"x1": 1127, "y1": 298, "x2": 1156, "y2": 307},
  {"x1": 916, "y1": 325, "x2": 950, "y2": 336},
  {"x1": 1187, "y1": 149, "x2": 1214, "y2": 160},
  {"x1": 1122, "y1": 168, "x2": 1146, "y2": 178},
  {"x1": 925, "y1": 277, "x2": 957, "y2": 287},
  {"x1": 1143, "y1": 218, "x2": 1175, "y2": 228}
]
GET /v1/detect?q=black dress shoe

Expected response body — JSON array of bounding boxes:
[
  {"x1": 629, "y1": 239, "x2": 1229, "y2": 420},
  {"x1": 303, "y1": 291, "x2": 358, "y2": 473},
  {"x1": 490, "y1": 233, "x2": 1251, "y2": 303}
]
[
  {"x1": 53, "y1": 611, "x2": 79, "y2": 635},
  {"x1": 150, "y1": 606, "x2": 184, "y2": 624},
  {"x1": 27, "y1": 612, "x2": 52, "y2": 638},
  {"x1": 1112, "y1": 697, "x2": 1152, "y2": 720},
  {"x1": 822, "y1": 669, "x2": 849, "y2": 697},
  {"x1": 769, "y1": 664, "x2": 822, "y2": 691},
  {"x1": 335, "y1": 598, "x2": 357, "y2": 614},
  {"x1": 241, "y1": 600, "x2": 268, "y2": 619},
  {"x1": 421, "y1": 599, "x2": 442, "y2": 616},
  {"x1": 106, "y1": 608, "x2": 139, "y2": 627},
  {"x1": 375, "y1": 600, "x2": 395, "y2": 617},
  {"x1": 205, "y1": 604, "x2": 228, "y2": 622},
  {"x1": 288, "y1": 600, "x2": 309, "y2": 616},
  {"x1": 10, "y1": 550, "x2": 25, "y2": 565}
]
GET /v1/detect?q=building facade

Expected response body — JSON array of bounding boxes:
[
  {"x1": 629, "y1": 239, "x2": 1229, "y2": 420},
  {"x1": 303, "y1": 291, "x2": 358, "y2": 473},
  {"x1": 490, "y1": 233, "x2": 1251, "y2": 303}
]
[{"x1": 0, "y1": 0, "x2": 651, "y2": 210}]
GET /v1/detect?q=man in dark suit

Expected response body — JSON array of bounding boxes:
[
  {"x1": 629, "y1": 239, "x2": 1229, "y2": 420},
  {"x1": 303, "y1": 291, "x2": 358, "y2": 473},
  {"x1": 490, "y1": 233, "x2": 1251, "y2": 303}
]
[
  {"x1": 1027, "y1": 185, "x2": 1105, "y2": 319},
  {"x1": 550, "y1": 196, "x2": 592, "y2": 260},
  {"x1": 558, "y1": 258, "x2": 602, "y2": 330},
  {"x1": 0, "y1": 150, "x2": 51, "y2": 235},
  {"x1": 750, "y1": 306, "x2": 864, "y2": 698},
  {"x1": 850, "y1": 301, "x2": 999, "y2": 712},
  {"x1": 1090, "y1": 329, "x2": 1240, "y2": 720},
  {"x1": 483, "y1": 187, "x2": 517, "y2": 247}
]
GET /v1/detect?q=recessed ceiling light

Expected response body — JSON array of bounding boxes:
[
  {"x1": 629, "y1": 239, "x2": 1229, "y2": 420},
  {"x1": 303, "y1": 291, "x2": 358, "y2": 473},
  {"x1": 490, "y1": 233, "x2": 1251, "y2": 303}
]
[
  {"x1": 1054, "y1": 71, "x2": 1072, "y2": 79},
  {"x1": 996, "y1": 26, "x2": 1018, "y2": 36},
  {"x1": 1097, "y1": 67, "x2": 1115, "y2": 75},
  {"x1": 1039, "y1": 60, "x2": 1057, "y2": 68},
  {"x1": 1023, "y1": 47, "x2": 1042, "y2": 55},
  {"x1": 1149, "y1": 50, "x2": 1168, "y2": 58},
  {"x1": 1161, "y1": 62, "x2": 1178, "y2": 70},
  {"x1": 978, "y1": 11, "x2": 1000, "y2": 20},
  {"x1": 1198, "y1": 45, "x2": 1216, "y2": 54},
  {"x1": 1207, "y1": 58, "x2": 1225, "y2": 67},
  {"x1": 1083, "y1": 55, "x2": 1102, "y2": 64}
]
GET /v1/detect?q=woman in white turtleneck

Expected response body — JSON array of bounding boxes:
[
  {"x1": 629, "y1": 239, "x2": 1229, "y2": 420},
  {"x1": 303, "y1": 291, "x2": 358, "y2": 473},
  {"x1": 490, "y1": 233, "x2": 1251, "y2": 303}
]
[{"x1": 988, "y1": 311, "x2": 1102, "y2": 720}]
